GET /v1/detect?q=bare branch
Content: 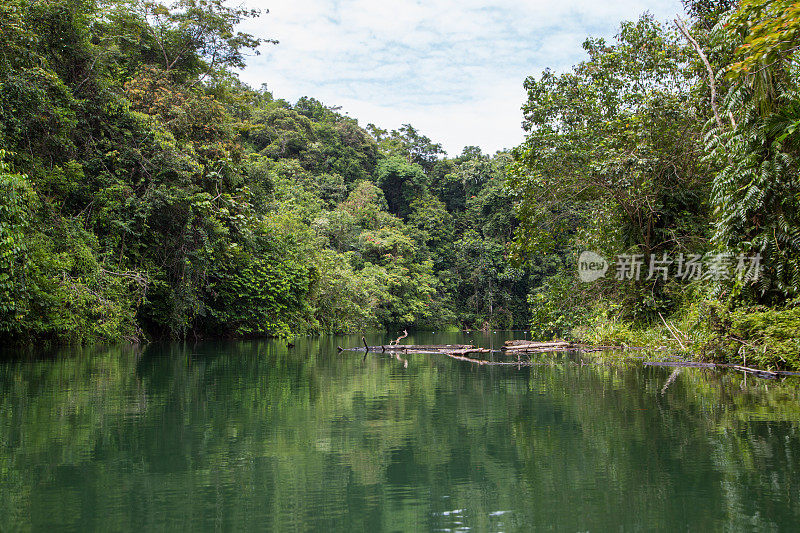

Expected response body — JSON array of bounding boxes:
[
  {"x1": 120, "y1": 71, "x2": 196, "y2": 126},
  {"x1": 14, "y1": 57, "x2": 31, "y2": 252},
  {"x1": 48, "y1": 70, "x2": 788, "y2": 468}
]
[{"x1": 674, "y1": 17, "x2": 725, "y2": 131}]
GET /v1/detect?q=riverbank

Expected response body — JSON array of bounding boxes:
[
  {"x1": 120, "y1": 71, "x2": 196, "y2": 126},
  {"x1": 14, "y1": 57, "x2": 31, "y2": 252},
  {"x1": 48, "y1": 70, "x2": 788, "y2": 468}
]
[{"x1": 569, "y1": 301, "x2": 800, "y2": 372}]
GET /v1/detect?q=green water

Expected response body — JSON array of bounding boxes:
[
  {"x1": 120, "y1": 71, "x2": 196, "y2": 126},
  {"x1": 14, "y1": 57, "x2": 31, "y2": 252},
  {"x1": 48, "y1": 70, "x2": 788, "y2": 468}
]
[{"x1": 2, "y1": 333, "x2": 800, "y2": 531}]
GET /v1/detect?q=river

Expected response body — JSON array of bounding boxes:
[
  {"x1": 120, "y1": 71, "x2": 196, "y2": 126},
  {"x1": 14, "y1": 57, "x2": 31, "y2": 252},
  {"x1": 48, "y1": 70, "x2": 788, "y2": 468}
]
[{"x1": 2, "y1": 332, "x2": 800, "y2": 531}]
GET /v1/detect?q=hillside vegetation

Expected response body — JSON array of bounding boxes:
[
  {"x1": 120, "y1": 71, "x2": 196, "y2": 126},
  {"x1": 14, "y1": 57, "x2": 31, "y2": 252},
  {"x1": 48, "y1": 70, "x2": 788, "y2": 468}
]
[
  {"x1": 1, "y1": 0, "x2": 799, "y2": 370},
  {"x1": 0, "y1": 0, "x2": 530, "y2": 342}
]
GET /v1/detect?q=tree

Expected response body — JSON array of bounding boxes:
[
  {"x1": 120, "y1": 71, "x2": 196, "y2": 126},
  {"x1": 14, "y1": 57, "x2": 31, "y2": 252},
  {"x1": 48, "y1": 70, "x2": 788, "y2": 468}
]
[
  {"x1": 114, "y1": 0, "x2": 273, "y2": 81},
  {"x1": 509, "y1": 15, "x2": 710, "y2": 319},
  {"x1": 375, "y1": 156, "x2": 428, "y2": 219},
  {"x1": 372, "y1": 124, "x2": 445, "y2": 173},
  {"x1": 699, "y1": 0, "x2": 800, "y2": 302}
]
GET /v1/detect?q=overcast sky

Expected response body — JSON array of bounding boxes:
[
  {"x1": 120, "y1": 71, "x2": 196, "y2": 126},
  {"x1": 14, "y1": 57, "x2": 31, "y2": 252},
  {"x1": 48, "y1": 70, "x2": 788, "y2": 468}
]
[{"x1": 236, "y1": 0, "x2": 684, "y2": 155}]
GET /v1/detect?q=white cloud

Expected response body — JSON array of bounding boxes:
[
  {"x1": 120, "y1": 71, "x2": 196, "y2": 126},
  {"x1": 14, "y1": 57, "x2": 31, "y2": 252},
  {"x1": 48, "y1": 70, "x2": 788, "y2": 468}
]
[{"x1": 236, "y1": 0, "x2": 685, "y2": 155}]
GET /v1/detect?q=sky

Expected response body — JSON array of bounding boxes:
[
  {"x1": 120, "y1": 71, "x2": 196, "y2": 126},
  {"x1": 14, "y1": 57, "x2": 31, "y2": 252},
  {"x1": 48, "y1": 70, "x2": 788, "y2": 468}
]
[{"x1": 236, "y1": 0, "x2": 684, "y2": 156}]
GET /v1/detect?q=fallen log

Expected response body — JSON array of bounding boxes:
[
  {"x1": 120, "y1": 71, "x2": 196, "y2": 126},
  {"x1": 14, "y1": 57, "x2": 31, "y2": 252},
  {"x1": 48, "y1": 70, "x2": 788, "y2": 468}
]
[
  {"x1": 504, "y1": 342, "x2": 650, "y2": 353},
  {"x1": 340, "y1": 341, "x2": 800, "y2": 379},
  {"x1": 349, "y1": 341, "x2": 606, "y2": 353},
  {"x1": 382, "y1": 344, "x2": 473, "y2": 351},
  {"x1": 503, "y1": 341, "x2": 573, "y2": 352},
  {"x1": 504, "y1": 340, "x2": 571, "y2": 348},
  {"x1": 505, "y1": 346, "x2": 572, "y2": 354},
  {"x1": 731, "y1": 365, "x2": 779, "y2": 379},
  {"x1": 444, "y1": 347, "x2": 492, "y2": 356},
  {"x1": 341, "y1": 343, "x2": 474, "y2": 354}
]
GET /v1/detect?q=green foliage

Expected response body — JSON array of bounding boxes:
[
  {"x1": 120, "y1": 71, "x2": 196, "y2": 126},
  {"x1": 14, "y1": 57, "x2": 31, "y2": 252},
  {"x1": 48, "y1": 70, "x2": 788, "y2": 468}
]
[
  {"x1": 247, "y1": 100, "x2": 378, "y2": 182},
  {"x1": 308, "y1": 249, "x2": 385, "y2": 333},
  {"x1": 1, "y1": 152, "x2": 143, "y2": 343},
  {"x1": 699, "y1": 300, "x2": 800, "y2": 370},
  {"x1": 22, "y1": 221, "x2": 144, "y2": 343},
  {"x1": 375, "y1": 156, "x2": 429, "y2": 219},
  {"x1": 528, "y1": 272, "x2": 587, "y2": 340},
  {"x1": 0, "y1": 153, "x2": 34, "y2": 331},
  {"x1": 116, "y1": 0, "x2": 271, "y2": 78},
  {"x1": 725, "y1": 0, "x2": 800, "y2": 78},
  {"x1": 511, "y1": 15, "x2": 706, "y2": 260},
  {"x1": 409, "y1": 193, "x2": 454, "y2": 266},
  {"x1": 369, "y1": 123, "x2": 445, "y2": 173},
  {"x1": 681, "y1": 0, "x2": 736, "y2": 30},
  {"x1": 510, "y1": 14, "x2": 712, "y2": 334},
  {"x1": 504, "y1": 6, "x2": 800, "y2": 369},
  {"x1": 580, "y1": 317, "x2": 638, "y2": 347},
  {"x1": 0, "y1": 0, "x2": 536, "y2": 344},
  {"x1": 703, "y1": 1, "x2": 800, "y2": 304},
  {"x1": 206, "y1": 252, "x2": 312, "y2": 337}
]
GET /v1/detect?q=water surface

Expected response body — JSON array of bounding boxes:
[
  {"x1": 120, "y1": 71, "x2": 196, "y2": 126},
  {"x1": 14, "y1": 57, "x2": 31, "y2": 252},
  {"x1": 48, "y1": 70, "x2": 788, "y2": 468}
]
[{"x1": 2, "y1": 333, "x2": 800, "y2": 531}]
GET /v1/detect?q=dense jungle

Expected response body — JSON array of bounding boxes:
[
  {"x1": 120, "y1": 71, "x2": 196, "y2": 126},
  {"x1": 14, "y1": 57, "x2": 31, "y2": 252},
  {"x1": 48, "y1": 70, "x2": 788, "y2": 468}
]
[{"x1": 1, "y1": 0, "x2": 799, "y2": 370}]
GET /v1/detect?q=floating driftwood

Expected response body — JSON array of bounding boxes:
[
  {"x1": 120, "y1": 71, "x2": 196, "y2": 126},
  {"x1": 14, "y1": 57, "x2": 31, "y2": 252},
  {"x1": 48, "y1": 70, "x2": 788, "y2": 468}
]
[
  {"x1": 338, "y1": 343, "x2": 477, "y2": 354},
  {"x1": 383, "y1": 344, "x2": 475, "y2": 352},
  {"x1": 339, "y1": 339, "x2": 799, "y2": 380},
  {"x1": 447, "y1": 347, "x2": 492, "y2": 356},
  {"x1": 503, "y1": 340, "x2": 572, "y2": 348},
  {"x1": 339, "y1": 339, "x2": 574, "y2": 365},
  {"x1": 340, "y1": 340, "x2": 588, "y2": 355},
  {"x1": 502, "y1": 340, "x2": 573, "y2": 353}
]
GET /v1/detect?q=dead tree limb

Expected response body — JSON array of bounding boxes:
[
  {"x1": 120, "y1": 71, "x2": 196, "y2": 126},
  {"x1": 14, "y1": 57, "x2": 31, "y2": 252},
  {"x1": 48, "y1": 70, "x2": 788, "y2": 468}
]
[
  {"x1": 659, "y1": 312, "x2": 687, "y2": 351},
  {"x1": 391, "y1": 329, "x2": 408, "y2": 346},
  {"x1": 675, "y1": 17, "x2": 725, "y2": 130},
  {"x1": 343, "y1": 340, "x2": 798, "y2": 379}
]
